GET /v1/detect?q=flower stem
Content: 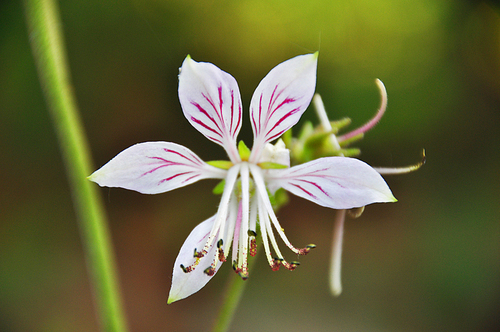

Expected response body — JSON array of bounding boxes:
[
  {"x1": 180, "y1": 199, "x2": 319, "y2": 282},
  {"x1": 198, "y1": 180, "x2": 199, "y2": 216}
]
[
  {"x1": 23, "y1": 0, "x2": 128, "y2": 331},
  {"x1": 212, "y1": 238, "x2": 260, "y2": 332},
  {"x1": 329, "y1": 209, "x2": 346, "y2": 296}
]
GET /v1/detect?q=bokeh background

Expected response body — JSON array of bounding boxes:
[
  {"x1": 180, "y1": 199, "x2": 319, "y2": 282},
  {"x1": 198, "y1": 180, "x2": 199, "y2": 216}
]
[{"x1": 1, "y1": 0, "x2": 499, "y2": 331}]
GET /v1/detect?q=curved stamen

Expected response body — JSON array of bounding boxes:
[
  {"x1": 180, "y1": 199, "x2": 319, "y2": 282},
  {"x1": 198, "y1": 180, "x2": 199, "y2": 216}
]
[
  {"x1": 231, "y1": 200, "x2": 243, "y2": 270},
  {"x1": 237, "y1": 163, "x2": 251, "y2": 278},
  {"x1": 221, "y1": 192, "x2": 239, "y2": 261},
  {"x1": 313, "y1": 93, "x2": 341, "y2": 150},
  {"x1": 248, "y1": 196, "x2": 258, "y2": 257},
  {"x1": 374, "y1": 149, "x2": 426, "y2": 175},
  {"x1": 258, "y1": 194, "x2": 284, "y2": 270},
  {"x1": 200, "y1": 164, "x2": 240, "y2": 260},
  {"x1": 337, "y1": 79, "x2": 388, "y2": 143},
  {"x1": 250, "y1": 164, "x2": 313, "y2": 256}
]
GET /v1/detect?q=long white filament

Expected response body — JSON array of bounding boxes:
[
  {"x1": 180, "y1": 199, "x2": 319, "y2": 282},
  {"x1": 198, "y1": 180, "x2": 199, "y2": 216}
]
[
  {"x1": 238, "y1": 163, "x2": 250, "y2": 275},
  {"x1": 203, "y1": 164, "x2": 240, "y2": 255},
  {"x1": 249, "y1": 164, "x2": 301, "y2": 254}
]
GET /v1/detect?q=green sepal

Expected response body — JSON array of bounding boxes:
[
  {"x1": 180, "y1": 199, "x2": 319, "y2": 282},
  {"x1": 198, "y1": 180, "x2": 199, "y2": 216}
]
[
  {"x1": 238, "y1": 140, "x2": 251, "y2": 161},
  {"x1": 340, "y1": 148, "x2": 361, "y2": 157},
  {"x1": 213, "y1": 180, "x2": 226, "y2": 195},
  {"x1": 304, "y1": 129, "x2": 338, "y2": 147},
  {"x1": 330, "y1": 117, "x2": 352, "y2": 131},
  {"x1": 339, "y1": 133, "x2": 364, "y2": 148},
  {"x1": 206, "y1": 160, "x2": 234, "y2": 169},
  {"x1": 258, "y1": 162, "x2": 289, "y2": 169}
]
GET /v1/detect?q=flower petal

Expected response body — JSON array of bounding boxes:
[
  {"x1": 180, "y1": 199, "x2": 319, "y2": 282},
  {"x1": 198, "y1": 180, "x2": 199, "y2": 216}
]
[
  {"x1": 249, "y1": 53, "x2": 318, "y2": 162},
  {"x1": 266, "y1": 157, "x2": 396, "y2": 209},
  {"x1": 178, "y1": 56, "x2": 242, "y2": 163},
  {"x1": 88, "y1": 142, "x2": 226, "y2": 194},
  {"x1": 168, "y1": 216, "x2": 223, "y2": 304}
]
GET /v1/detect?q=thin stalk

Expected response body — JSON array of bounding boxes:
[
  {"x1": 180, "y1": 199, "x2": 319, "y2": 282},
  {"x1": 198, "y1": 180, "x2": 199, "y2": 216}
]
[
  {"x1": 212, "y1": 251, "x2": 258, "y2": 332},
  {"x1": 23, "y1": 0, "x2": 128, "y2": 331},
  {"x1": 329, "y1": 209, "x2": 346, "y2": 296}
]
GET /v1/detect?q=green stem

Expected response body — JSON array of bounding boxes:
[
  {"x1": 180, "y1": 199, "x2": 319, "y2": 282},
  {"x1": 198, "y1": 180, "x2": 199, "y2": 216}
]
[
  {"x1": 23, "y1": 1, "x2": 128, "y2": 331},
  {"x1": 212, "y1": 254, "x2": 258, "y2": 332}
]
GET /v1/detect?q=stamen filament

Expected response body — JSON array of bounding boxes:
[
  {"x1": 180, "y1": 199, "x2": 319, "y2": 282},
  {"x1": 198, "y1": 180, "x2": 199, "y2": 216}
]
[
  {"x1": 313, "y1": 94, "x2": 341, "y2": 150},
  {"x1": 374, "y1": 149, "x2": 426, "y2": 175},
  {"x1": 250, "y1": 164, "x2": 307, "y2": 255},
  {"x1": 258, "y1": 196, "x2": 277, "y2": 268},
  {"x1": 203, "y1": 164, "x2": 240, "y2": 256},
  {"x1": 337, "y1": 79, "x2": 388, "y2": 142},
  {"x1": 258, "y1": 194, "x2": 283, "y2": 270},
  {"x1": 232, "y1": 200, "x2": 242, "y2": 267},
  {"x1": 238, "y1": 163, "x2": 251, "y2": 278},
  {"x1": 222, "y1": 193, "x2": 238, "y2": 261}
]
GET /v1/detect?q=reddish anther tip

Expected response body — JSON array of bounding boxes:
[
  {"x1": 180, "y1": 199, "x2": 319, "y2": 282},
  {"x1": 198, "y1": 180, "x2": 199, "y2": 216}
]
[
  {"x1": 218, "y1": 248, "x2": 226, "y2": 262},
  {"x1": 271, "y1": 258, "x2": 283, "y2": 271},
  {"x1": 298, "y1": 244, "x2": 316, "y2": 255},
  {"x1": 193, "y1": 248, "x2": 204, "y2": 258},
  {"x1": 180, "y1": 264, "x2": 193, "y2": 273},
  {"x1": 249, "y1": 238, "x2": 257, "y2": 257},
  {"x1": 283, "y1": 261, "x2": 299, "y2": 271},
  {"x1": 203, "y1": 266, "x2": 216, "y2": 276}
]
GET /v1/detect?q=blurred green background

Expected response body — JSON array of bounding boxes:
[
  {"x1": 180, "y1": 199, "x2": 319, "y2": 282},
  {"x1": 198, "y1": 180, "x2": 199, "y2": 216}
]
[{"x1": 1, "y1": 0, "x2": 499, "y2": 331}]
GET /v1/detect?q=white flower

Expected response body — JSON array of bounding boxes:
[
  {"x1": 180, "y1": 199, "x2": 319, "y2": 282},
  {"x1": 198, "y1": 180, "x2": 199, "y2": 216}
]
[{"x1": 89, "y1": 53, "x2": 396, "y2": 303}]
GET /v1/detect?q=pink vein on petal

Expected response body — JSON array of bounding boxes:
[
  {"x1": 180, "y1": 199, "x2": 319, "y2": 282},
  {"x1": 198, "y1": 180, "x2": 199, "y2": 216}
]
[
  {"x1": 163, "y1": 148, "x2": 205, "y2": 166},
  {"x1": 264, "y1": 108, "x2": 300, "y2": 142},
  {"x1": 201, "y1": 91, "x2": 222, "y2": 123},
  {"x1": 289, "y1": 183, "x2": 317, "y2": 200},
  {"x1": 296, "y1": 179, "x2": 332, "y2": 198},
  {"x1": 191, "y1": 102, "x2": 223, "y2": 137},
  {"x1": 158, "y1": 172, "x2": 201, "y2": 185},
  {"x1": 158, "y1": 171, "x2": 192, "y2": 184}
]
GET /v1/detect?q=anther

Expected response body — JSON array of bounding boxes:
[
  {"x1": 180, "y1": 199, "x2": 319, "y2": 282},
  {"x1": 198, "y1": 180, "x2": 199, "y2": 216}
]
[
  {"x1": 193, "y1": 248, "x2": 204, "y2": 258},
  {"x1": 203, "y1": 266, "x2": 216, "y2": 276},
  {"x1": 249, "y1": 238, "x2": 257, "y2": 257},
  {"x1": 271, "y1": 257, "x2": 283, "y2": 271},
  {"x1": 297, "y1": 244, "x2": 316, "y2": 255},
  {"x1": 238, "y1": 270, "x2": 249, "y2": 280},
  {"x1": 217, "y1": 239, "x2": 224, "y2": 248},
  {"x1": 282, "y1": 261, "x2": 299, "y2": 271},
  {"x1": 180, "y1": 264, "x2": 193, "y2": 273},
  {"x1": 218, "y1": 247, "x2": 226, "y2": 262}
]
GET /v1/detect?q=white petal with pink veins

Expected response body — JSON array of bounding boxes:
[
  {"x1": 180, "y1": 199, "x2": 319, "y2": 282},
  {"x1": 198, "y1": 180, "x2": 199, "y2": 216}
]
[
  {"x1": 266, "y1": 157, "x2": 396, "y2": 209},
  {"x1": 89, "y1": 142, "x2": 226, "y2": 194},
  {"x1": 168, "y1": 216, "x2": 223, "y2": 304},
  {"x1": 178, "y1": 56, "x2": 242, "y2": 162},
  {"x1": 249, "y1": 53, "x2": 318, "y2": 162}
]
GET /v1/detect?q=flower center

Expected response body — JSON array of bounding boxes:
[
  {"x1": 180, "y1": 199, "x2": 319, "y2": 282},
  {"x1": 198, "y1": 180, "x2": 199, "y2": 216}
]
[{"x1": 179, "y1": 160, "x2": 315, "y2": 280}]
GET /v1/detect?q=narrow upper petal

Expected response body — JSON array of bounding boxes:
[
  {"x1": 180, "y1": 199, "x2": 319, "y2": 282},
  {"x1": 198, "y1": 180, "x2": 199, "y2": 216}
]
[
  {"x1": 88, "y1": 142, "x2": 226, "y2": 194},
  {"x1": 178, "y1": 55, "x2": 242, "y2": 163},
  {"x1": 266, "y1": 157, "x2": 396, "y2": 209},
  {"x1": 168, "y1": 215, "x2": 223, "y2": 304},
  {"x1": 249, "y1": 53, "x2": 318, "y2": 162}
]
